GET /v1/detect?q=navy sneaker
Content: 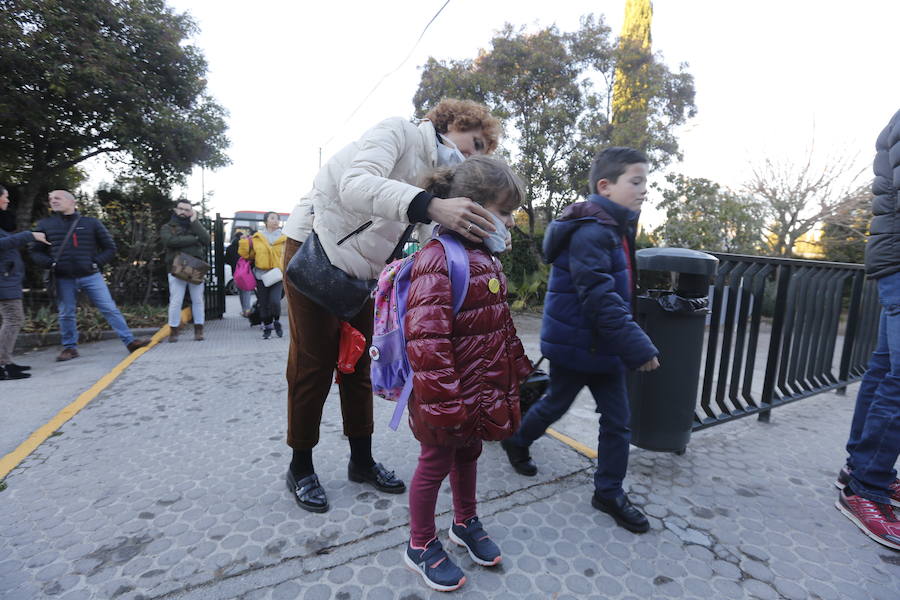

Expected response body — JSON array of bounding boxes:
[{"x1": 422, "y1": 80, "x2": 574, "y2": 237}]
[
  {"x1": 404, "y1": 538, "x2": 466, "y2": 592},
  {"x1": 262, "y1": 327, "x2": 272, "y2": 340},
  {"x1": 449, "y1": 516, "x2": 502, "y2": 566},
  {"x1": 273, "y1": 320, "x2": 283, "y2": 338}
]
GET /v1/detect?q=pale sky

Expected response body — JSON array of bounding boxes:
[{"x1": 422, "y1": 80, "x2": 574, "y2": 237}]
[{"x1": 86, "y1": 0, "x2": 900, "y2": 229}]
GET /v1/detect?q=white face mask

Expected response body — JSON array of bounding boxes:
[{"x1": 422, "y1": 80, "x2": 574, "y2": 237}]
[
  {"x1": 436, "y1": 134, "x2": 465, "y2": 167},
  {"x1": 483, "y1": 212, "x2": 509, "y2": 254}
]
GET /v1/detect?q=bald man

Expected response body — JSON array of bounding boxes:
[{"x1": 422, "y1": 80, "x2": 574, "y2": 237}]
[{"x1": 31, "y1": 190, "x2": 149, "y2": 361}]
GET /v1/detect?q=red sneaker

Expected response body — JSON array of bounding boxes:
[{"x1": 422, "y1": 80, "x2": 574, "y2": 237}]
[
  {"x1": 836, "y1": 490, "x2": 900, "y2": 551},
  {"x1": 835, "y1": 465, "x2": 900, "y2": 508}
]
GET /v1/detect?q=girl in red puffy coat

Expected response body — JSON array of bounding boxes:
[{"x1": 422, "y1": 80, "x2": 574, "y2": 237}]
[{"x1": 402, "y1": 156, "x2": 534, "y2": 592}]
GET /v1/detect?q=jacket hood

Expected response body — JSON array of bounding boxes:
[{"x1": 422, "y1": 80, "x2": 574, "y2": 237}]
[{"x1": 543, "y1": 195, "x2": 638, "y2": 263}]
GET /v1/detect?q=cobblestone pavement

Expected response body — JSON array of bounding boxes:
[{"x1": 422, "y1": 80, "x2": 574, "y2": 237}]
[{"x1": 1, "y1": 310, "x2": 899, "y2": 599}]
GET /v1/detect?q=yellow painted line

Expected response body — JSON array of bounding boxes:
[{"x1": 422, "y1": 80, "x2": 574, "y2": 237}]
[
  {"x1": 546, "y1": 427, "x2": 598, "y2": 459},
  {"x1": 0, "y1": 307, "x2": 192, "y2": 480}
]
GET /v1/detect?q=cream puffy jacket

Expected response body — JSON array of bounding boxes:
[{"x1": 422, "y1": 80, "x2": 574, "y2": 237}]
[{"x1": 283, "y1": 117, "x2": 437, "y2": 280}]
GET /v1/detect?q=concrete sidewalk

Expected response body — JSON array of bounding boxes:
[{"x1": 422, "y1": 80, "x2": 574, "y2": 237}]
[{"x1": 1, "y1": 304, "x2": 898, "y2": 599}]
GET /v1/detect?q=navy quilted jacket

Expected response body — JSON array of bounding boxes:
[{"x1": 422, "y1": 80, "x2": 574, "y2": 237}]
[
  {"x1": 866, "y1": 108, "x2": 900, "y2": 279},
  {"x1": 31, "y1": 212, "x2": 116, "y2": 278},
  {"x1": 0, "y1": 229, "x2": 34, "y2": 300},
  {"x1": 540, "y1": 194, "x2": 658, "y2": 373}
]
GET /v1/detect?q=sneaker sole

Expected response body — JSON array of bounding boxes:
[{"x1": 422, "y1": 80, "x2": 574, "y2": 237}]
[
  {"x1": 403, "y1": 550, "x2": 466, "y2": 592},
  {"x1": 835, "y1": 499, "x2": 900, "y2": 551},
  {"x1": 448, "y1": 528, "x2": 502, "y2": 566},
  {"x1": 835, "y1": 479, "x2": 900, "y2": 508}
]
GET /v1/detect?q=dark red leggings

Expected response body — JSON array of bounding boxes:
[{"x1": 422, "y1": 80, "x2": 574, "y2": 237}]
[{"x1": 408, "y1": 441, "x2": 483, "y2": 547}]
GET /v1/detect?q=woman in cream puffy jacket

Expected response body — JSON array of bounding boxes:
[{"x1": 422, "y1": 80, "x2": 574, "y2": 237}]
[{"x1": 280, "y1": 99, "x2": 504, "y2": 514}]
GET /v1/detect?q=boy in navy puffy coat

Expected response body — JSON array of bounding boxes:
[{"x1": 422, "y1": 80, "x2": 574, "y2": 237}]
[{"x1": 501, "y1": 147, "x2": 660, "y2": 533}]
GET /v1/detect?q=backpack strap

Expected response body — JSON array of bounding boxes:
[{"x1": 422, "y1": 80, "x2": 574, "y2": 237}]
[{"x1": 389, "y1": 234, "x2": 470, "y2": 431}]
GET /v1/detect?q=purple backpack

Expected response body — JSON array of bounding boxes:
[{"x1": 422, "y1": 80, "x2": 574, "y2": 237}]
[{"x1": 370, "y1": 235, "x2": 469, "y2": 430}]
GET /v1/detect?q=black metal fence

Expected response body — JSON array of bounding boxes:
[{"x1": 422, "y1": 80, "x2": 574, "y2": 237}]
[
  {"x1": 201, "y1": 214, "x2": 226, "y2": 320},
  {"x1": 692, "y1": 253, "x2": 880, "y2": 431}
]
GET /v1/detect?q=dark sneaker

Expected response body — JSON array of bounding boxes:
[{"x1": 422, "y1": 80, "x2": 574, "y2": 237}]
[
  {"x1": 274, "y1": 321, "x2": 283, "y2": 338},
  {"x1": 56, "y1": 347, "x2": 79, "y2": 362},
  {"x1": 836, "y1": 488, "x2": 900, "y2": 551},
  {"x1": 7, "y1": 363, "x2": 31, "y2": 372},
  {"x1": 592, "y1": 492, "x2": 650, "y2": 533},
  {"x1": 0, "y1": 365, "x2": 30, "y2": 380},
  {"x1": 835, "y1": 465, "x2": 900, "y2": 508},
  {"x1": 449, "y1": 516, "x2": 501, "y2": 566},
  {"x1": 262, "y1": 327, "x2": 272, "y2": 340},
  {"x1": 286, "y1": 470, "x2": 329, "y2": 513},
  {"x1": 348, "y1": 461, "x2": 406, "y2": 494},
  {"x1": 500, "y1": 438, "x2": 537, "y2": 476},
  {"x1": 404, "y1": 539, "x2": 466, "y2": 592},
  {"x1": 126, "y1": 338, "x2": 150, "y2": 353}
]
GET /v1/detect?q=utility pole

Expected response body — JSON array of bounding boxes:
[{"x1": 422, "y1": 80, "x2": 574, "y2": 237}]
[{"x1": 318, "y1": 147, "x2": 322, "y2": 169}]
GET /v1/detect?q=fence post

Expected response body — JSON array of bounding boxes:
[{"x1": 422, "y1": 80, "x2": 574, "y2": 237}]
[
  {"x1": 214, "y1": 213, "x2": 225, "y2": 318},
  {"x1": 759, "y1": 264, "x2": 791, "y2": 422},
  {"x1": 836, "y1": 270, "x2": 865, "y2": 396}
]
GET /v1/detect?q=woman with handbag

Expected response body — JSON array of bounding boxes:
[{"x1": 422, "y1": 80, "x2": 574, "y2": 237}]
[
  {"x1": 280, "y1": 98, "x2": 503, "y2": 513},
  {"x1": 239, "y1": 212, "x2": 286, "y2": 339},
  {"x1": 160, "y1": 199, "x2": 210, "y2": 342},
  {"x1": 0, "y1": 185, "x2": 51, "y2": 380}
]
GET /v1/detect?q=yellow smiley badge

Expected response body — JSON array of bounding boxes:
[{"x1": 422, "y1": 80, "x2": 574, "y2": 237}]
[{"x1": 488, "y1": 278, "x2": 501, "y2": 294}]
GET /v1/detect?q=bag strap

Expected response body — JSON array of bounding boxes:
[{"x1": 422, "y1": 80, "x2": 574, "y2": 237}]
[
  {"x1": 386, "y1": 224, "x2": 416, "y2": 264},
  {"x1": 52, "y1": 216, "x2": 82, "y2": 266}
]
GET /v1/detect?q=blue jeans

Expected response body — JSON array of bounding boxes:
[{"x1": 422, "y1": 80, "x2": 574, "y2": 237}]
[
  {"x1": 845, "y1": 271, "x2": 900, "y2": 504},
  {"x1": 508, "y1": 362, "x2": 631, "y2": 499},
  {"x1": 56, "y1": 273, "x2": 134, "y2": 348}
]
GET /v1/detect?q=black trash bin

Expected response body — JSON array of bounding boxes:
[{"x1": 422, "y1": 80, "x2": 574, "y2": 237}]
[{"x1": 628, "y1": 248, "x2": 718, "y2": 453}]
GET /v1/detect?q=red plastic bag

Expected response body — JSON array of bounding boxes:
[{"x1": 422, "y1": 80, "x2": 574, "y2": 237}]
[{"x1": 336, "y1": 322, "x2": 366, "y2": 375}]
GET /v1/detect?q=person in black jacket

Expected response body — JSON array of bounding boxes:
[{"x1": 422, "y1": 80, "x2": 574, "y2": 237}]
[
  {"x1": 31, "y1": 190, "x2": 150, "y2": 362},
  {"x1": 0, "y1": 185, "x2": 51, "y2": 379},
  {"x1": 835, "y1": 109, "x2": 900, "y2": 550}
]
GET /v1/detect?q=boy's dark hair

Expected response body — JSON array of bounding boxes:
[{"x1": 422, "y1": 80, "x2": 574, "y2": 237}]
[
  {"x1": 588, "y1": 147, "x2": 649, "y2": 195},
  {"x1": 422, "y1": 156, "x2": 526, "y2": 208}
]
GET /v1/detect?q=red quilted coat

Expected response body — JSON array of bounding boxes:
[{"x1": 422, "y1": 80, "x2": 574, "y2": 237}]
[{"x1": 404, "y1": 235, "x2": 533, "y2": 447}]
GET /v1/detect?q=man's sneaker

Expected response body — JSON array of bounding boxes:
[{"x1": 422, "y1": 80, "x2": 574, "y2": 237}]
[
  {"x1": 404, "y1": 539, "x2": 466, "y2": 592},
  {"x1": 591, "y1": 492, "x2": 650, "y2": 533},
  {"x1": 836, "y1": 488, "x2": 900, "y2": 551},
  {"x1": 835, "y1": 465, "x2": 900, "y2": 508},
  {"x1": 262, "y1": 327, "x2": 272, "y2": 340},
  {"x1": 449, "y1": 516, "x2": 501, "y2": 566},
  {"x1": 0, "y1": 365, "x2": 30, "y2": 380},
  {"x1": 126, "y1": 338, "x2": 150, "y2": 353},
  {"x1": 273, "y1": 321, "x2": 283, "y2": 338},
  {"x1": 56, "y1": 347, "x2": 79, "y2": 362}
]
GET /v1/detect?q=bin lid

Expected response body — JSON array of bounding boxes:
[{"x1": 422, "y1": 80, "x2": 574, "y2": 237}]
[{"x1": 636, "y1": 247, "x2": 718, "y2": 276}]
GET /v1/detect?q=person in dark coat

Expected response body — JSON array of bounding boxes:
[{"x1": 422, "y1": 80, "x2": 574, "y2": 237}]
[
  {"x1": 160, "y1": 199, "x2": 210, "y2": 342},
  {"x1": 403, "y1": 157, "x2": 532, "y2": 592},
  {"x1": 30, "y1": 190, "x2": 150, "y2": 361},
  {"x1": 501, "y1": 147, "x2": 660, "y2": 534},
  {"x1": 835, "y1": 108, "x2": 900, "y2": 550},
  {"x1": 0, "y1": 185, "x2": 51, "y2": 380}
]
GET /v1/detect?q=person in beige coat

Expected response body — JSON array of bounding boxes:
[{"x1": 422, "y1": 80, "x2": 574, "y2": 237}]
[{"x1": 281, "y1": 99, "x2": 503, "y2": 512}]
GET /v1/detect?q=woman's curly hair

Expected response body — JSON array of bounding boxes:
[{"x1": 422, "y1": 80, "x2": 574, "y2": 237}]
[{"x1": 423, "y1": 99, "x2": 502, "y2": 154}]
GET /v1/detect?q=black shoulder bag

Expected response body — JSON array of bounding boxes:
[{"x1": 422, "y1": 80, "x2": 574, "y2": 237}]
[{"x1": 43, "y1": 216, "x2": 82, "y2": 299}]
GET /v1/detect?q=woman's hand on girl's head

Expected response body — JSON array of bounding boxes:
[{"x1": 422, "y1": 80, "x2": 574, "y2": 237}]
[{"x1": 426, "y1": 197, "x2": 496, "y2": 243}]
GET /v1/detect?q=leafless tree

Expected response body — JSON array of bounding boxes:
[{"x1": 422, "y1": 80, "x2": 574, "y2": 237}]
[{"x1": 744, "y1": 148, "x2": 867, "y2": 257}]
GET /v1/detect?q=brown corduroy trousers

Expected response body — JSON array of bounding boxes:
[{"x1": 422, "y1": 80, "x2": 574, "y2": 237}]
[{"x1": 283, "y1": 238, "x2": 375, "y2": 449}]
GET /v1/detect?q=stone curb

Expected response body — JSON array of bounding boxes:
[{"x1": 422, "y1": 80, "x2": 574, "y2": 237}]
[{"x1": 14, "y1": 327, "x2": 161, "y2": 352}]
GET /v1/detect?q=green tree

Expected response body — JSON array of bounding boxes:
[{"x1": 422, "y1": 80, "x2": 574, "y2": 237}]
[
  {"x1": 413, "y1": 14, "x2": 695, "y2": 237},
  {"x1": 611, "y1": 0, "x2": 653, "y2": 148},
  {"x1": 820, "y1": 183, "x2": 872, "y2": 264},
  {"x1": 0, "y1": 0, "x2": 230, "y2": 229},
  {"x1": 654, "y1": 173, "x2": 765, "y2": 254}
]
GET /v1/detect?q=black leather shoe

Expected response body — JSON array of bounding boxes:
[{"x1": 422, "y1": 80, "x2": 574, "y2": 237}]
[
  {"x1": 348, "y1": 461, "x2": 406, "y2": 494},
  {"x1": 591, "y1": 492, "x2": 649, "y2": 533},
  {"x1": 286, "y1": 471, "x2": 329, "y2": 513},
  {"x1": 7, "y1": 363, "x2": 31, "y2": 372},
  {"x1": 501, "y1": 438, "x2": 538, "y2": 476}
]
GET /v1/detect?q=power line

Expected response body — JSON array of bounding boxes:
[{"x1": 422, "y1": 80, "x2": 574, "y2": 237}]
[{"x1": 318, "y1": 0, "x2": 452, "y2": 160}]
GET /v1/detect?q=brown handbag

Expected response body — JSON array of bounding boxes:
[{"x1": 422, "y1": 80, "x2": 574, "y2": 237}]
[{"x1": 170, "y1": 252, "x2": 210, "y2": 285}]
